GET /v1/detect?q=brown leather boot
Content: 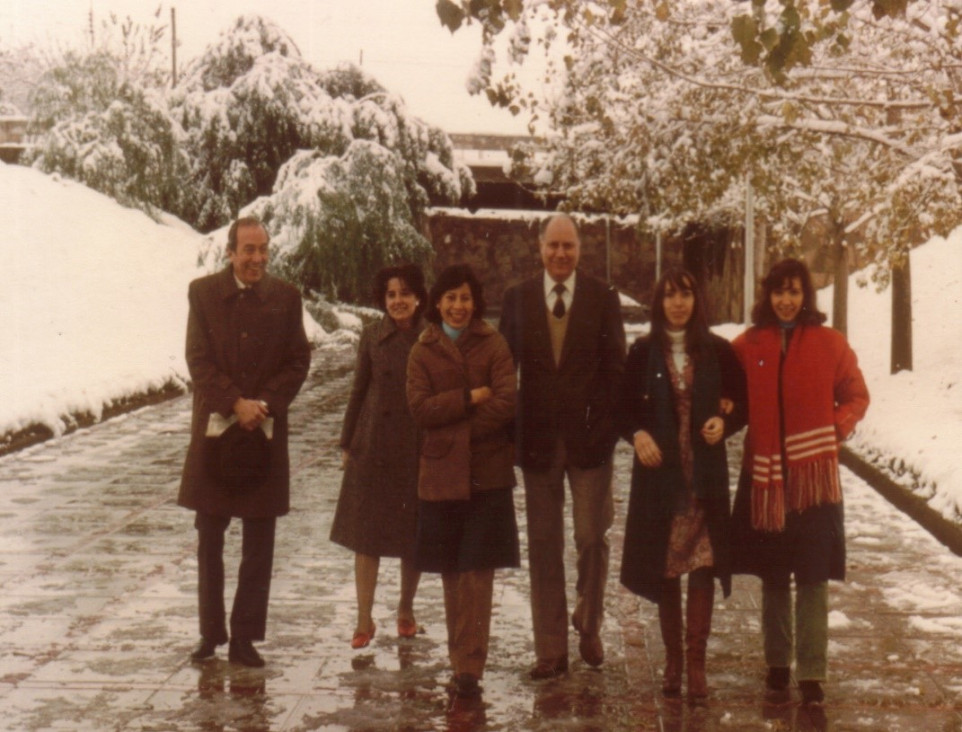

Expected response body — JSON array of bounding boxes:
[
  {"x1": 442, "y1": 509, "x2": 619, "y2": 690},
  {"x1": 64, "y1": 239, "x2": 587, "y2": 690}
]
[
  {"x1": 658, "y1": 578, "x2": 683, "y2": 697},
  {"x1": 685, "y1": 583, "x2": 714, "y2": 699}
]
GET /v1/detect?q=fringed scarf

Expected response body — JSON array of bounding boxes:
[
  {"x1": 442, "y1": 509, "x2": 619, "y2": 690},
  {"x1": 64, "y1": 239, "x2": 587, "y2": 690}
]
[{"x1": 735, "y1": 325, "x2": 842, "y2": 532}]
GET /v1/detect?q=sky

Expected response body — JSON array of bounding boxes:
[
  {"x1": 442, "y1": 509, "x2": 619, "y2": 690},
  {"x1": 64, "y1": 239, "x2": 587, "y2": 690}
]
[
  {"x1": 0, "y1": 0, "x2": 537, "y2": 134},
  {"x1": 2, "y1": 161, "x2": 960, "y2": 529}
]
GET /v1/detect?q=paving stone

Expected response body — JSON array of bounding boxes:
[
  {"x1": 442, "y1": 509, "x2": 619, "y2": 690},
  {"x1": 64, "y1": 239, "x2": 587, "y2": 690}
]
[{"x1": 0, "y1": 343, "x2": 960, "y2": 730}]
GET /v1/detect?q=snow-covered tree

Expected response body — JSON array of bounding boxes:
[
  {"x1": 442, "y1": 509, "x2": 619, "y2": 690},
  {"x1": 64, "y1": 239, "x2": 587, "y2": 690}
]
[
  {"x1": 26, "y1": 12, "x2": 185, "y2": 216},
  {"x1": 169, "y1": 16, "x2": 354, "y2": 230},
  {"x1": 437, "y1": 0, "x2": 962, "y2": 364},
  {"x1": 176, "y1": 15, "x2": 473, "y2": 302},
  {"x1": 30, "y1": 85, "x2": 187, "y2": 214},
  {"x1": 240, "y1": 141, "x2": 435, "y2": 303},
  {"x1": 0, "y1": 44, "x2": 44, "y2": 117},
  {"x1": 23, "y1": 13, "x2": 473, "y2": 306}
]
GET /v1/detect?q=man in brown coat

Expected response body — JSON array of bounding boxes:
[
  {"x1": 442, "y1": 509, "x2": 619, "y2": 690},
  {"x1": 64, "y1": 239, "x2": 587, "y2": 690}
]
[
  {"x1": 178, "y1": 216, "x2": 311, "y2": 667},
  {"x1": 499, "y1": 214, "x2": 626, "y2": 679}
]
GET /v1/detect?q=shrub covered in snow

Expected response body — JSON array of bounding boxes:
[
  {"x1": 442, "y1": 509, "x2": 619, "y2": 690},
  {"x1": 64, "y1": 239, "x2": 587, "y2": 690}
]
[{"x1": 26, "y1": 14, "x2": 474, "y2": 307}]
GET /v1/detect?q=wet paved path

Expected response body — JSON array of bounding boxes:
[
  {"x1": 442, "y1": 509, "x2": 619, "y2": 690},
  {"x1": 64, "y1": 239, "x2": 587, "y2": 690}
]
[{"x1": 1, "y1": 343, "x2": 961, "y2": 730}]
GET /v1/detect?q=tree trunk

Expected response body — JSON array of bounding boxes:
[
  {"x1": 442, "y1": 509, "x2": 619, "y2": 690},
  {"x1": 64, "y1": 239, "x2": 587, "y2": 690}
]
[
  {"x1": 890, "y1": 255, "x2": 913, "y2": 373},
  {"x1": 831, "y1": 238, "x2": 849, "y2": 337}
]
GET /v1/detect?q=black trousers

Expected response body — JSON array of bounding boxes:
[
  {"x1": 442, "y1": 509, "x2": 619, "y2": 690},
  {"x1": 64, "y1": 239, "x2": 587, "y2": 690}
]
[{"x1": 195, "y1": 512, "x2": 276, "y2": 643}]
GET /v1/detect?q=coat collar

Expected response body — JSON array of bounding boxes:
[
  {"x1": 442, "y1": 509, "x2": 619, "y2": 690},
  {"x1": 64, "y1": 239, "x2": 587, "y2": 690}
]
[
  {"x1": 419, "y1": 318, "x2": 495, "y2": 346},
  {"x1": 214, "y1": 265, "x2": 275, "y2": 302},
  {"x1": 376, "y1": 313, "x2": 423, "y2": 343}
]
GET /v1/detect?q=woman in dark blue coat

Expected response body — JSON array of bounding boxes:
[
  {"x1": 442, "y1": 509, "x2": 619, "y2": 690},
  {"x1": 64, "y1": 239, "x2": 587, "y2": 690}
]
[{"x1": 619, "y1": 269, "x2": 745, "y2": 699}]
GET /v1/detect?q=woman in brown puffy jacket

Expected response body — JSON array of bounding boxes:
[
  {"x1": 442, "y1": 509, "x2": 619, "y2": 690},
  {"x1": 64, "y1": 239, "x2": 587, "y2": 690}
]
[{"x1": 406, "y1": 264, "x2": 519, "y2": 699}]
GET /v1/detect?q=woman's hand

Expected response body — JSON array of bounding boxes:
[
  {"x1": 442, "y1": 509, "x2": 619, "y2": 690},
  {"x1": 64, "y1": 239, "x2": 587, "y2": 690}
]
[
  {"x1": 470, "y1": 386, "x2": 492, "y2": 405},
  {"x1": 633, "y1": 430, "x2": 663, "y2": 467},
  {"x1": 341, "y1": 449, "x2": 349, "y2": 470},
  {"x1": 700, "y1": 416, "x2": 724, "y2": 445}
]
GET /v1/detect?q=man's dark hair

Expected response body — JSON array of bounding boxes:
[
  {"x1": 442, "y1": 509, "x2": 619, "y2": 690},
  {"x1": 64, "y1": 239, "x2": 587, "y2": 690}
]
[
  {"x1": 373, "y1": 264, "x2": 428, "y2": 320},
  {"x1": 425, "y1": 264, "x2": 486, "y2": 324},
  {"x1": 227, "y1": 216, "x2": 269, "y2": 252},
  {"x1": 751, "y1": 258, "x2": 827, "y2": 327}
]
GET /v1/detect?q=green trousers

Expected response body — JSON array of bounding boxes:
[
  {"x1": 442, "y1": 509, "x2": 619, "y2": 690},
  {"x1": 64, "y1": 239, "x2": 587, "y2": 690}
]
[{"x1": 762, "y1": 579, "x2": 828, "y2": 681}]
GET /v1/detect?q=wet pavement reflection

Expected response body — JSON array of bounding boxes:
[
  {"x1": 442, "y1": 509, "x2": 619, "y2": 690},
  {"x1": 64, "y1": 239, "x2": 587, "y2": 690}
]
[{"x1": 0, "y1": 345, "x2": 961, "y2": 729}]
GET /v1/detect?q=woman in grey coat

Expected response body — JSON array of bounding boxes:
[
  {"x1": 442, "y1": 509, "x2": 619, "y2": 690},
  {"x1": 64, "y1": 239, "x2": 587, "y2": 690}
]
[{"x1": 330, "y1": 264, "x2": 427, "y2": 648}]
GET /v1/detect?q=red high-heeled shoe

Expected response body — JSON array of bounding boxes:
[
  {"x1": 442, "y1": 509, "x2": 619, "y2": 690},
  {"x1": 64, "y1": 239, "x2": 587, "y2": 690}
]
[
  {"x1": 351, "y1": 623, "x2": 376, "y2": 649},
  {"x1": 397, "y1": 618, "x2": 418, "y2": 638}
]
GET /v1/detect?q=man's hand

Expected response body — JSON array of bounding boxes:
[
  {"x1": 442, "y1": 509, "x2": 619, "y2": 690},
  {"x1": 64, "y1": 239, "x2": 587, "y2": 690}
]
[
  {"x1": 633, "y1": 430, "x2": 663, "y2": 468},
  {"x1": 234, "y1": 398, "x2": 269, "y2": 430}
]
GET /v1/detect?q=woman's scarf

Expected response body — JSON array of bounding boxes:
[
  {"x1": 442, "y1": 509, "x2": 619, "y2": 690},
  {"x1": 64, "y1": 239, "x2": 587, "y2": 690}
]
[{"x1": 738, "y1": 326, "x2": 841, "y2": 532}]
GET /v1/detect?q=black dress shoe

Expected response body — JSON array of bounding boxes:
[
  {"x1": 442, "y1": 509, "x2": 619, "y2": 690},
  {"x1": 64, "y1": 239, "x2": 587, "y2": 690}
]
[
  {"x1": 190, "y1": 638, "x2": 220, "y2": 662},
  {"x1": 799, "y1": 680, "x2": 824, "y2": 705},
  {"x1": 529, "y1": 656, "x2": 568, "y2": 680},
  {"x1": 766, "y1": 666, "x2": 791, "y2": 691},
  {"x1": 228, "y1": 639, "x2": 265, "y2": 668},
  {"x1": 454, "y1": 673, "x2": 482, "y2": 698},
  {"x1": 579, "y1": 634, "x2": 604, "y2": 667}
]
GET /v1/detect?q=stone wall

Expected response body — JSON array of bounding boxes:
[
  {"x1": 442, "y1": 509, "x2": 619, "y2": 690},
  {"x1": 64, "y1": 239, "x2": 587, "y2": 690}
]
[{"x1": 423, "y1": 208, "x2": 685, "y2": 315}]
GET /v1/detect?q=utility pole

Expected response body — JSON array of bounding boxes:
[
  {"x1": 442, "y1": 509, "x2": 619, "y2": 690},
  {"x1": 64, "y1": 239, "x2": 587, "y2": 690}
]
[
  {"x1": 743, "y1": 174, "x2": 755, "y2": 325},
  {"x1": 605, "y1": 217, "x2": 611, "y2": 284},
  {"x1": 655, "y1": 230, "x2": 662, "y2": 282},
  {"x1": 171, "y1": 7, "x2": 178, "y2": 87}
]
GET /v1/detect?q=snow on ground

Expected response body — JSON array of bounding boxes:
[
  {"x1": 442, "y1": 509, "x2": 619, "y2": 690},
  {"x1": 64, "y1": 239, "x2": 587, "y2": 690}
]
[
  {"x1": 0, "y1": 163, "x2": 326, "y2": 441},
  {"x1": 840, "y1": 234, "x2": 962, "y2": 525},
  {"x1": 2, "y1": 164, "x2": 960, "y2": 529},
  {"x1": 711, "y1": 232, "x2": 962, "y2": 529}
]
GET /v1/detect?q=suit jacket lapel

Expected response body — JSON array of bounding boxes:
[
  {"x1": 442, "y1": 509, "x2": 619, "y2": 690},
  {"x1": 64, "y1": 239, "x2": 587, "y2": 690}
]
[{"x1": 523, "y1": 277, "x2": 555, "y2": 367}]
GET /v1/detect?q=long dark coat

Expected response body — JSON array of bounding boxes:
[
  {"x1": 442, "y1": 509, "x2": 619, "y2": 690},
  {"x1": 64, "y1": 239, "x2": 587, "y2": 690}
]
[
  {"x1": 330, "y1": 315, "x2": 422, "y2": 558},
  {"x1": 618, "y1": 333, "x2": 746, "y2": 603},
  {"x1": 499, "y1": 272, "x2": 626, "y2": 472},
  {"x1": 178, "y1": 267, "x2": 311, "y2": 519}
]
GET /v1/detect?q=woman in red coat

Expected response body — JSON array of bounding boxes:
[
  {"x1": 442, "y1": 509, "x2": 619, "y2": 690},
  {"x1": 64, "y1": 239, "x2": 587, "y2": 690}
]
[{"x1": 731, "y1": 259, "x2": 869, "y2": 706}]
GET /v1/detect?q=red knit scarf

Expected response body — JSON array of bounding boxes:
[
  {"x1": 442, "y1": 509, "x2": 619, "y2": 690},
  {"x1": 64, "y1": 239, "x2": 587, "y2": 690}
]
[{"x1": 736, "y1": 326, "x2": 842, "y2": 532}]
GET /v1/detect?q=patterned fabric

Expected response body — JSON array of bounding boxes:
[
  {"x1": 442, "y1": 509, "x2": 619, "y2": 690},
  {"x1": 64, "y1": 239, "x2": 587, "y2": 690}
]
[{"x1": 663, "y1": 347, "x2": 713, "y2": 578}]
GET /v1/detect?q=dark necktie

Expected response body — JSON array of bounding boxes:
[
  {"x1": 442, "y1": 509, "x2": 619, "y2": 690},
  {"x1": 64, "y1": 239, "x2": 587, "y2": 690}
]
[{"x1": 552, "y1": 283, "x2": 566, "y2": 319}]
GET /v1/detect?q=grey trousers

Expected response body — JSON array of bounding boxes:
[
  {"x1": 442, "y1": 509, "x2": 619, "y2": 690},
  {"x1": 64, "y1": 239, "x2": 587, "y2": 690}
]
[
  {"x1": 762, "y1": 578, "x2": 829, "y2": 681},
  {"x1": 523, "y1": 439, "x2": 614, "y2": 662}
]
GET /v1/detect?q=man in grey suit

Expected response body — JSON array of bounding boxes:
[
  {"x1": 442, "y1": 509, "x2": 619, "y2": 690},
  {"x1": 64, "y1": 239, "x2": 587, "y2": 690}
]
[{"x1": 499, "y1": 213, "x2": 626, "y2": 679}]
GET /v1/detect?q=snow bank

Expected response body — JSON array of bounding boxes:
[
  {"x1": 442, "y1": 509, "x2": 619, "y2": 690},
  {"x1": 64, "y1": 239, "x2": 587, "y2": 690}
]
[
  {"x1": 1, "y1": 164, "x2": 202, "y2": 439},
  {"x1": 834, "y1": 233, "x2": 962, "y2": 525},
  {"x1": 0, "y1": 163, "x2": 326, "y2": 442}
]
